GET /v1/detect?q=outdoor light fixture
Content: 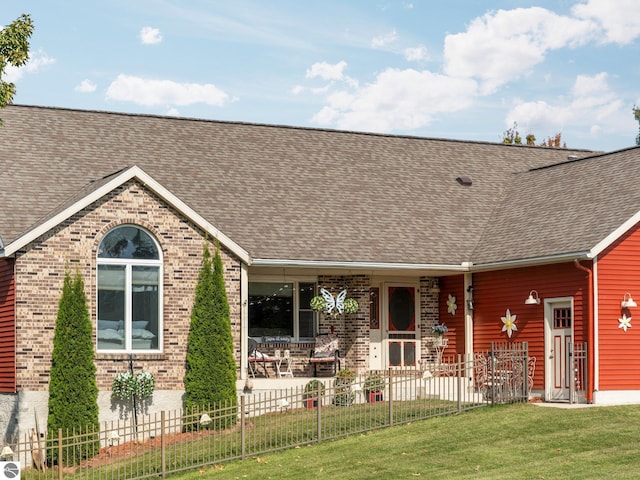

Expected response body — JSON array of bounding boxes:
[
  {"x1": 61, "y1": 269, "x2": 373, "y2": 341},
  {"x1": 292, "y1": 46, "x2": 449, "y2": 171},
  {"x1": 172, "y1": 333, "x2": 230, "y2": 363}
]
[
  {"x1": 525, "y1": 290, "x2": 541, "y2": 305},
  {"x1": 466, "y1": 285, "x2": 474, "y2": 310},
  {"x1": 621, "y1": 292, "x2": 637, "y2": 308}
]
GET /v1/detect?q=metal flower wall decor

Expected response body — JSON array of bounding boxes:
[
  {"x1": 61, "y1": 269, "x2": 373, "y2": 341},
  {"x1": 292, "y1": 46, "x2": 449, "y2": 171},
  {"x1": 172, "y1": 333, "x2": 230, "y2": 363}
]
[
  {"x1": 501, "y1": 309, "x2": 518, "y2": 338},
  {"x1": 619, "y1": 314, "x2": 632, "y2": 332},
  {"x1": 447, "y1": 294, "x2": 457, "y2": 316}
]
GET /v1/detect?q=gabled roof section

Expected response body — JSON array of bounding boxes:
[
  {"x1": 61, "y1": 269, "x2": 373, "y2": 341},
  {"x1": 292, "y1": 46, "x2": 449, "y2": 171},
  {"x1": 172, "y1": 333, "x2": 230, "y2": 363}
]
[
  {"x1": 1, "y1": 164, "x2": 250, "y2": 263},
  {"x1": 0, "y1": 105, "x2": 598, "y2": 268},
  {"x1": 472, "y1": 147, "x2": 640, "y2": 266}
]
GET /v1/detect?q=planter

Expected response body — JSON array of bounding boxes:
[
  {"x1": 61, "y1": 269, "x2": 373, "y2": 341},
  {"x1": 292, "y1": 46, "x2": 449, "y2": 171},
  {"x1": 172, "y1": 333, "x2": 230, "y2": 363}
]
[
  {"x1": 433, "y1": 336, "x2": 448, "y2": 346},
  {"x1": 367, "y1": 391, "x2": 383, "y2": 403},
  {"x1": 304, "y1": 398, "x2": 319, "y2": 409}
]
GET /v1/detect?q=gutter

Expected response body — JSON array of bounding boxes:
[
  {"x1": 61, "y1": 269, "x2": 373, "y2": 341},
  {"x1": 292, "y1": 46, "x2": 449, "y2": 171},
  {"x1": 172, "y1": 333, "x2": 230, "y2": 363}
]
[
  {"x1": 470, "y1": 251, "x2": 592, "y2": 272},
  {"x1": 574, "y1": 259, "x2": 594, "y2": 403},
  {"x1": 251, "y1": 258, "x2": 469, "y2": 273}
]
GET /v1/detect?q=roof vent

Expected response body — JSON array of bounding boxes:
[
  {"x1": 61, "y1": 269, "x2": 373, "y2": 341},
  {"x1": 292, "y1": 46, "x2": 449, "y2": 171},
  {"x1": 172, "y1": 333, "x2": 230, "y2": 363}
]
[{"x1": 456, "y1": 176, "x2": 472, "y2": 186}]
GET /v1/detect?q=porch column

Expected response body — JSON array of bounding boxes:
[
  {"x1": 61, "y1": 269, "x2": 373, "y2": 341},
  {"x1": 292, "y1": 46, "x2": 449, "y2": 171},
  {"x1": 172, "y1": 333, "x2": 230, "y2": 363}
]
[
  {"x1": 464, "y1": 273, "x2": 474, "y2": 377},
  {"x1": 240, "y1": 263, "x2": 249, "y2": 380}
]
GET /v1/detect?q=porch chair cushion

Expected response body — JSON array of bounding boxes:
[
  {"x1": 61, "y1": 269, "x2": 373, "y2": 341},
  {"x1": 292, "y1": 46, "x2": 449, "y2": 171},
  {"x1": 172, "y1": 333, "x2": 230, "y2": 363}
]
[{"x1": 309, "y1": 334, "x2": 340, "y2": 376}]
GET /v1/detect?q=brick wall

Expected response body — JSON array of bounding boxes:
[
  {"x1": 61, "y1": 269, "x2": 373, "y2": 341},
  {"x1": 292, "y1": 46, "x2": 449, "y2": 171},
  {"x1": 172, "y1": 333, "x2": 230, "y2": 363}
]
[{"x1": 14, "y1": 180, "x2": 243, "y2": 392}]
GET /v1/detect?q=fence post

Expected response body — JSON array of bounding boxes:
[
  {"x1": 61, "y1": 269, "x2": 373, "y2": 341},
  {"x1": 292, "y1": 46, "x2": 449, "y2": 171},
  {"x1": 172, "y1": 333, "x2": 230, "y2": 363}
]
[
  {"x1": 316, "y1": 383, "x2": 322, "y2": 443},
  {"x1": 457, "y1": 354, "x2": 462, "y2": 412},
  {"x1": 388, "y1": 368, "x2": 393, "y2": 427},
  {"x1": 58, "y1": 428, "x2": 63, "y2": 480},
  {"x1": 160, "y1": 410, "x2": 166, "y2": 478},
  {"x1": 241, "y1": 395, "x2": 246, "y2": 459}
]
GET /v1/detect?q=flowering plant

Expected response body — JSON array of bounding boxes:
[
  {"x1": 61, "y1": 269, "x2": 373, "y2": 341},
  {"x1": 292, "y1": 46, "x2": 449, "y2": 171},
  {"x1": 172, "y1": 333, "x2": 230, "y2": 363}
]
[
  {"x1": 310, "y1": 295, "x2": 326, "y2": 312},
  {"x1": 431, "y1": 323, "x2": 448, "y2": 336},
  {"x1": 111, "y1": 371, "x2": 155, "y2": 400},
  {"x1": 343, "y1": 298, "x2": 359, "y2": 314}
]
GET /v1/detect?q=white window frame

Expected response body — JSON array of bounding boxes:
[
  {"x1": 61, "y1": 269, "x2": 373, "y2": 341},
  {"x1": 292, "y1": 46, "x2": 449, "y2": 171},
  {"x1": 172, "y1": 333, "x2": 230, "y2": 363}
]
[
  {"x1": 96, "y1": 225, "x2": 164, "y2": 353},
  {"x1": 248, "y1": 275, "x2": 317, "y2": 342}
]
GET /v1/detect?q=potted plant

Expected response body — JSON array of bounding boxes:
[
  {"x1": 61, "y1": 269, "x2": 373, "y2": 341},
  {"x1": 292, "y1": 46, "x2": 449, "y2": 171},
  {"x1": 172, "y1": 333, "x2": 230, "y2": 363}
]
[
  {"x1": 303, "y1": 379, "x2": 325, "y2": 409},
  {"x1": 333, "y1": 369, "x2": 356, "y2": 406},
  {"x1": 363, "y1": 372, "x2": 385, "y2": 403},
  {"x1": 431, "y1": 323, "x2": 448, "y2": 345}
]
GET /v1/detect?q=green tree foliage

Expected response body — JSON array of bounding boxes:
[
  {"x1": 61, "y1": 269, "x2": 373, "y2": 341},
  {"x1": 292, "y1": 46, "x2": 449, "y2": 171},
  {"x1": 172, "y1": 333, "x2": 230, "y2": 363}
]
[
  {"x1": 47, "y1": 270, "x2": 99, "y2": 465},
  {"x1": 184, "y1": 243, "x2": 237, "y2": 430},
  {"x1": 0, "y1": 14, "x2": 34, "y2": 123},
  {"x1": 633, "y1": 106, "x2": 640, "y2": 146}
]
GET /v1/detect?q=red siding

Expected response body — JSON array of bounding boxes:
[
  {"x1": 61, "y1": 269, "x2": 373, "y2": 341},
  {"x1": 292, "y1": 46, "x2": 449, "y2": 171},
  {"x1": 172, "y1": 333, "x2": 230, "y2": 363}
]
[
  {"x1": 0, "y1": 257, "x2": 16, "y2": 392},
  {"x1": 472, "y1": 263, "x2": 588, "y2": 390},
  {"x1": 439, "y1": 275, "x2": 465, "y2": 357},
  {"x1": 597, "y1": 225, "x2": 640, "y2": 391}
]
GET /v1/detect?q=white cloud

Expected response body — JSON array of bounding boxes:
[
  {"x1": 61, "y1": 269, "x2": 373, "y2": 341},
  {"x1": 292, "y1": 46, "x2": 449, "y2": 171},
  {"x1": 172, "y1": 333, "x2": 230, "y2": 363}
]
[
  {"x1": 306, "y1": 61, "x2": 347, "y2": 81},
  {"x1": 444, "y1": 7, "x2": 596, "y2": 94},
  {"x1": 140, "y1": 26, "x2": 163, "y2": 45},
  {"x1": 105, "y1": 74, "x2": 229, "y2": 107},
  {"x1": 311, "y1": 68, "x2": 477, "y2": 133},
  {"x1": 75, "y1": 79, "x2": 97, "y2": 93},
  {"x1": 572, "y1": 0, "x2": 640, "y2": 44},
  {"x1": 404, "y1": 45, "x2": 428, "y2": 62},
  {"x1": 4, "y1": 49, "x2": 55, "y2": 82},
  {"x1": 371, "y1": 29, "x2": 398, "y2": 48},
  {"x1": 505, "y1": 72, "x2": 624, "y2": 142}
]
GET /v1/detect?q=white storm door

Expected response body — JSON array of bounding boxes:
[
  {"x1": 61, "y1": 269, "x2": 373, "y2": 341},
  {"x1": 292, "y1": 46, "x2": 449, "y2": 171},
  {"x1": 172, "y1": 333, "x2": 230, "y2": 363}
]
[{"x1": 384, "y1": 284, "x2": 420, "y2": 368}]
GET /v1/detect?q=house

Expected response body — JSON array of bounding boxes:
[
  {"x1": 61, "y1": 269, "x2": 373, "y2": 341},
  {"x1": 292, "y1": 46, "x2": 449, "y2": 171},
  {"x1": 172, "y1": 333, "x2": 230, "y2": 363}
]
[{"x1": 1, "y1": 104, "x2": 639, "y2": 439}]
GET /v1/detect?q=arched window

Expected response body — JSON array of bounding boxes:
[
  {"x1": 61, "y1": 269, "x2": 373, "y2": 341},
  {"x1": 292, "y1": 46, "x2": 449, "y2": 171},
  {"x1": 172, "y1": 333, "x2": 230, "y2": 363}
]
[{"x1": 96, "y1": 225, "x2": 162, "y2": 352}]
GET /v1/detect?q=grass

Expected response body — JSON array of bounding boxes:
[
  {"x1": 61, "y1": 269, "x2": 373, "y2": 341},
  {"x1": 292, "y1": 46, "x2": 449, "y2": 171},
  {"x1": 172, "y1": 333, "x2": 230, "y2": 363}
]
[{"x1": 169, "y1": 403, "x2": 640, "y2": 479}]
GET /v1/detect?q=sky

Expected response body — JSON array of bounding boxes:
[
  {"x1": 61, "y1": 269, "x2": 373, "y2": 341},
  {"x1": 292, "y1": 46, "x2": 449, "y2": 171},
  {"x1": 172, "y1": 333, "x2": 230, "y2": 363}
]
[{"x1": 4, "y1": 0, "x2": 640, "y2": 152}]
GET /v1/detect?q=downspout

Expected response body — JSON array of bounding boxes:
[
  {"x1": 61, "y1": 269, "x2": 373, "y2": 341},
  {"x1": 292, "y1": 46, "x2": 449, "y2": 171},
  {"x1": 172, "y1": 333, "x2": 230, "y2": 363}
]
[{"x1": 574, "y1": 259, "x2": 594, "y2": 403}]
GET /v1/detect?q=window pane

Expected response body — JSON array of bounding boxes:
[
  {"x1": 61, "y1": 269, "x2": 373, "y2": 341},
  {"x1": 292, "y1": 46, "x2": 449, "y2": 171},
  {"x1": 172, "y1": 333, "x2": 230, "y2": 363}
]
[
  {"x1": 298, "y1": 283, "x2": 316, "y2": 339},
  {"x1": 249, "y1": 282, "x2": 293, "y2": 337},
  {"x1": 299, "y1": 311, "x2": 315, "y2": 338},
  {"x1": 132, "y1": 266, "x2": 159, "y2": 350},
  {"x1": 97, "y1": 265, "x2": 125, "y2": 350},
  {"x1": 98, "y1": 226, "x2": 159, "y2": 259}
]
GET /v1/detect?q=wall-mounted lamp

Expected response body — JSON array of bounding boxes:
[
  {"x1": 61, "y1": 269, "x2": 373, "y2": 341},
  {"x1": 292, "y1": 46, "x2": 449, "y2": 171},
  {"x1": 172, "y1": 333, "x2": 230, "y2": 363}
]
[
  {"x1": 429, "y1": 279, "x2": 440, "y2": 293},
  {"x1": 466, "y1": 285, "x2": 474, "y2": 310},
  {"x1": 525, "y1": 290, "x2": 541, "y2": 305},
  {"x1": 621, "y1": 292, "x2": 637, "y2": 308}
]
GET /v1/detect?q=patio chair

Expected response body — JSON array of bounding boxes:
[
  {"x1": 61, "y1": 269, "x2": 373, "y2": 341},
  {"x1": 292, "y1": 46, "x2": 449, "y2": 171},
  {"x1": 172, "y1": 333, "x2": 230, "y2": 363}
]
[
  {"x1": 248, "y1": 338, "x2": 278, "y2": 377},
  {"x1": 308, "y1": 333, "x2": 340, "y2": 376}
]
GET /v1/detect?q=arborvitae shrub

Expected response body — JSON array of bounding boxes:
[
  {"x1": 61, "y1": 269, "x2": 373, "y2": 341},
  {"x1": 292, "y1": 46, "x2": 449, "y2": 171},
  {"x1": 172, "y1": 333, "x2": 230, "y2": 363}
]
[
  {"x1": 47, "y1": 270, "x2": 99, "y2": 465},
  {"x1": 184, "y1": 243, "x2": 237, "y2": 430}
]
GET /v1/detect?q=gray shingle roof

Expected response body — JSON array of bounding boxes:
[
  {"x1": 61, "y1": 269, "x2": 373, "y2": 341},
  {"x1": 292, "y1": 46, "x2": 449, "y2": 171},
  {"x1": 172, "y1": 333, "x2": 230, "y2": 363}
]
[{"x1": 0, "y1": 105, "x2": 610, "y2": 267}]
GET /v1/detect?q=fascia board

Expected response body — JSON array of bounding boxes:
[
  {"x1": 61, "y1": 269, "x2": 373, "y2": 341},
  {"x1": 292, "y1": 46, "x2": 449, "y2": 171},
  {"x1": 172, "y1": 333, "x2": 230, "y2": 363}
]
[{"x1": 589, "y1": 211, "x2": 640, "y2": 258}]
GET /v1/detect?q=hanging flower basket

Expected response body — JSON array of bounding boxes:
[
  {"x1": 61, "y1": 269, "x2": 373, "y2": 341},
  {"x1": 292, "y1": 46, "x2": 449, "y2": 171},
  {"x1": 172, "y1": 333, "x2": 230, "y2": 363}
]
[{"x1": 111, "y1": 371, "x2": 155, "y2": 400}]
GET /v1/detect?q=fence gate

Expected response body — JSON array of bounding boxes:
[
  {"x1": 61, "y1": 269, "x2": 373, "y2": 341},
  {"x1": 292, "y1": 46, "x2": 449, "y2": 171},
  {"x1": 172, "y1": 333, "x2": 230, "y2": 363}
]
[{"x1": 571, "y1": 342, "x2": 588, "y2": 404}]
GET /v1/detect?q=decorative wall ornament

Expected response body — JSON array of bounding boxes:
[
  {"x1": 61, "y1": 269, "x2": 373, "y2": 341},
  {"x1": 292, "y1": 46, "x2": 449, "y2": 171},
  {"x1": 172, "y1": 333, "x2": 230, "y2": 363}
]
[
  {"x1": 618, "y1": 314, "x2": 632, "y2": 332},
  {"x1": 447, "y1": 294, "x2": 457, "y2": 316},
  {"x1": 311, "y1": 288, "x2": 359, "y2": 316},
  {"x1": 501, "y1": 309, "x2": 518, "y2": 338}
]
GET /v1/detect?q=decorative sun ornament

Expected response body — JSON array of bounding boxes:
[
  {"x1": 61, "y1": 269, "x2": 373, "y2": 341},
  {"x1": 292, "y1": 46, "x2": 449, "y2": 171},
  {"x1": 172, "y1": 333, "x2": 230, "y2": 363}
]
[
  {"x1": 618, "y1": 314, "x2": 632, "y2": 332},
  {"x1": 447, "y1": 294, "x2": 457, "y2": 316},
  {"x1": 501, "y1": 309, "x2": 518, "y2": 338}
]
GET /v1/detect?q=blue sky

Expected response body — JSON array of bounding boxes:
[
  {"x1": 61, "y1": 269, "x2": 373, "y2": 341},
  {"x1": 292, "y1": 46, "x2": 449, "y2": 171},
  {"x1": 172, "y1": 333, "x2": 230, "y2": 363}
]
[{"x1": 4, "y1": 1, "x2": 640, "y2": 151}]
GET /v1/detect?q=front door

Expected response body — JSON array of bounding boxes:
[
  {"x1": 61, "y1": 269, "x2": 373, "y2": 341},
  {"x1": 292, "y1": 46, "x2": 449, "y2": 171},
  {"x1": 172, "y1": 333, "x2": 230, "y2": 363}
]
[
  {"x1": 384, "y1": 284, "x2": 420, "y2": 367},
  {"x1": 545, "y1": 299, "x2": 573, "y2": 402}
]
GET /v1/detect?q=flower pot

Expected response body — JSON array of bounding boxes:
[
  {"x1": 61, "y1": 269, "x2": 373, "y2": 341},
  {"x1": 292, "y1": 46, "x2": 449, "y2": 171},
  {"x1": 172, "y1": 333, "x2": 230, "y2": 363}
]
[
  {"x1": 367, "y1": 391, "x2": 383, "y2": 403},
  {"x1": 304, "y1": 398, "x2": 319, "y2": 409}
]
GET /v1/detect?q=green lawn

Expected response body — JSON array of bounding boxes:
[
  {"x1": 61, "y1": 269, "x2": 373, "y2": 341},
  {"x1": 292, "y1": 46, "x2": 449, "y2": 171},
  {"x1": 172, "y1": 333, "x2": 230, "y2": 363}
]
[{"x1": 170, "y1": 403, "x2": 640, "y2": 479}]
